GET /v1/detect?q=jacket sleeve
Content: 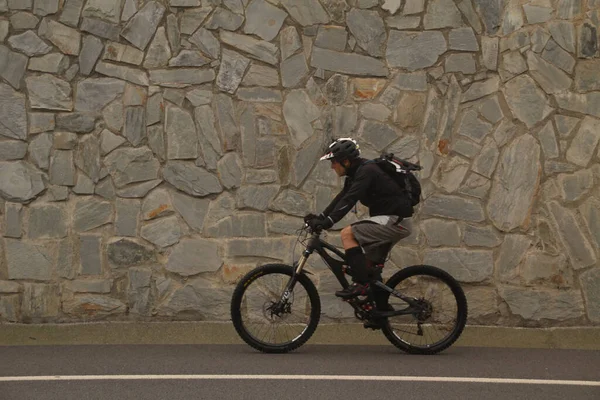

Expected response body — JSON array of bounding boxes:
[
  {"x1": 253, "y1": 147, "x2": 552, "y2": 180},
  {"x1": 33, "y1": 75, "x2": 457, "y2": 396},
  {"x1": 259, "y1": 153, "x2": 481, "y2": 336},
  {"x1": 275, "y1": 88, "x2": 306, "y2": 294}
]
[
  {"x1": 322, "y1": 186, "x2": 346, "y2": 218},
  {"x1": 326, "y1": 167, "x2": 373, "y2": 224}
]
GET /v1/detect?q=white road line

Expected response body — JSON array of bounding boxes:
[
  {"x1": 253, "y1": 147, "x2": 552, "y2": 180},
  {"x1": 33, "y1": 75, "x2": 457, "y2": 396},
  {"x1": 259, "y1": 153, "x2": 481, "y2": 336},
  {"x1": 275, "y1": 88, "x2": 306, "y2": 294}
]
[{"x1": 0, "y1": 375, "x2": 598, "y2": 386}]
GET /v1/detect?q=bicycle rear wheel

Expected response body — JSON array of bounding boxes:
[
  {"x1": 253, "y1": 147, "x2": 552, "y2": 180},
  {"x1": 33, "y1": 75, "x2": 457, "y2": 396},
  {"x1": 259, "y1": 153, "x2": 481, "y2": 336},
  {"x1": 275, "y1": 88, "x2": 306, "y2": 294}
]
[
  {"x1": 230, "y1": 264, "x2": 321, "y2": 353},
  {"x1": 381, "y1": 265, "x2": 468, "y2": 355}
]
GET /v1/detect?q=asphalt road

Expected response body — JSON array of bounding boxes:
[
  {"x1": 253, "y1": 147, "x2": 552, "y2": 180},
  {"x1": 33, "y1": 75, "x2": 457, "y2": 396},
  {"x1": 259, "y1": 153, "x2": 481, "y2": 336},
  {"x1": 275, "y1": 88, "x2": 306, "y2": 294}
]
[{"x1": 0, "y1": 344, "x2": 598, "y2": 400}]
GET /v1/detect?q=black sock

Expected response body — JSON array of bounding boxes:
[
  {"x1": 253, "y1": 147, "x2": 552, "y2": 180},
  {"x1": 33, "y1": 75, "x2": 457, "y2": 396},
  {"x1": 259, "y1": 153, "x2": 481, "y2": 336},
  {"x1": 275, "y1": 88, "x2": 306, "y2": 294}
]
[{"x1": 345, "y1": 246, "x2": 368, "y2": 283}]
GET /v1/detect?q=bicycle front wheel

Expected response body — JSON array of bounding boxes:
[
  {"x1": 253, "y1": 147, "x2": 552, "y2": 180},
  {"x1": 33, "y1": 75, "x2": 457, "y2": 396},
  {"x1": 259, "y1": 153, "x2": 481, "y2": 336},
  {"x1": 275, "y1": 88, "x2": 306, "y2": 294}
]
[
  {"x1": 230, "y1": 264, "x2": 321, "y2": 353},
  {"x1": 381, "y1": 265, "x2": 468, "y2": 355}
]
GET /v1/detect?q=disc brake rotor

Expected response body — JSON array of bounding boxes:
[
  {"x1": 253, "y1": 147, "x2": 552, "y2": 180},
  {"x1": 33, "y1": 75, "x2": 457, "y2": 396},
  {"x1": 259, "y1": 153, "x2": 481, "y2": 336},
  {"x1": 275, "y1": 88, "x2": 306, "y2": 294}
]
[{"x1": 263, "y1": 300, "x2": 292, "y2": 321}]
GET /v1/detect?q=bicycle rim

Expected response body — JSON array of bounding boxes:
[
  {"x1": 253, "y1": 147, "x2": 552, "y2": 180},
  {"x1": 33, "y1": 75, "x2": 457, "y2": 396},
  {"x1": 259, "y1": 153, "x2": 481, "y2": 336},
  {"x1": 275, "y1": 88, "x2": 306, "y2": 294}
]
[
  {"x1": 382, "y1": 266, "x2": 467, "y2": 354},
  {"x1": 232, "y1": 265, "x2": 320, "y2": 352}
]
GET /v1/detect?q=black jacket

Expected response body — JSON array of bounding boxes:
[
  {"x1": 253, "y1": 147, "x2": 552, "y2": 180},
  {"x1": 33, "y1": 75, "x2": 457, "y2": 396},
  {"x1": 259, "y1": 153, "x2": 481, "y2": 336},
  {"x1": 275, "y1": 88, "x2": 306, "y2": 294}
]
[{"x1": 322, "y1": 158, "x2": 413, "y2": 224}]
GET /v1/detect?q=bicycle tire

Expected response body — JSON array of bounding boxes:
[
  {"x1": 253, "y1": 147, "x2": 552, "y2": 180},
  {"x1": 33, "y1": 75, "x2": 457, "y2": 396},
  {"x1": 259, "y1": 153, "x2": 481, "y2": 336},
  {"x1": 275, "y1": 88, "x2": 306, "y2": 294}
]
[
  {"x1": 230, "y1": 264, "x2": 321, "y2": 353},
  {"x1": 381, "y1": 265, "x2": 468, "y2": 355}
]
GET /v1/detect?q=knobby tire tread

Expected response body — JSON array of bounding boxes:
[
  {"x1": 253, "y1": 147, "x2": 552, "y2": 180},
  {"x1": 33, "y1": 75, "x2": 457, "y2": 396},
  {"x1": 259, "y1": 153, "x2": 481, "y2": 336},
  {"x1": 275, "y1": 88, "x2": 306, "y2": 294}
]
[
  {"x1": 230, "y1": 264, "x2": 321, "y2": 354},
  {"x1": 381, "y1": 265, "x2": 468, "y2": 355}
]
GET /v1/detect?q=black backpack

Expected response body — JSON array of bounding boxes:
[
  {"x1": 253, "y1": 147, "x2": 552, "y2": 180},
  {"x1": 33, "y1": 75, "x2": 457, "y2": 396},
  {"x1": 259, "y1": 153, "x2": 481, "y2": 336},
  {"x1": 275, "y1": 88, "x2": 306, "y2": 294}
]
[{"x1": 365, "y1": 153, "x2": 422, "y2": 207}]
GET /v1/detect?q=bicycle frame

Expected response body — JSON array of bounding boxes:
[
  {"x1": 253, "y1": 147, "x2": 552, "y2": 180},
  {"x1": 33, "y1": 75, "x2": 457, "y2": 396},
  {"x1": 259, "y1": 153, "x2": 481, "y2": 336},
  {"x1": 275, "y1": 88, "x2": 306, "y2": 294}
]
[{"x1": 282, "y1": 229, "x2": 425, "y2": 316}]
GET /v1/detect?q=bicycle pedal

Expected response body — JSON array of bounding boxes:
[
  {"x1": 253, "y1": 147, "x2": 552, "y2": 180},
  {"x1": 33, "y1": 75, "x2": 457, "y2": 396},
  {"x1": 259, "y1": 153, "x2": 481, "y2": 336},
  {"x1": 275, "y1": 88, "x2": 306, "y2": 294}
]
[{"x1": 363, "y1": 320, "x2": 383, "y2": 330}]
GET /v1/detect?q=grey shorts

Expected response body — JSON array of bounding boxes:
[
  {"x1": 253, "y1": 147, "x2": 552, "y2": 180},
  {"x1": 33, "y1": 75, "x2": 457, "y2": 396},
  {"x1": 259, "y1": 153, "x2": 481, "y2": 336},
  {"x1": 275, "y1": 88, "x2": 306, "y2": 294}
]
[{"x1": 351, "y1": 216, "x2": 411, "y2": 263}]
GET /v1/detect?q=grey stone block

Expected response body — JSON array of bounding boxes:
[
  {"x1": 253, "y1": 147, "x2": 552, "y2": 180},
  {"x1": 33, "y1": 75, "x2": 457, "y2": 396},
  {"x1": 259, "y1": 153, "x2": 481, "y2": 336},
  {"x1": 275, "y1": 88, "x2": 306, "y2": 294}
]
[
  {"x1": 39, "y1": 18, "x2": 81, "y2": 55},
  {"x1": 279, "y1": 0, "x2": 329, "y2": 26},
  {"x1": 271, "y1": 189, "x2": 311, "y2": 217},
  {"x1": 424, "y1": 248, "x2": 494, "y2": 283},
  {"x1": 346, "y1": 8, "x2": 386, "y2": 56},
  {"x1": 121, "y1": 1, "x2": 165, "y2": 50},
  {"x1": 206, "y1": 213, "x2": 266, "y2": 238},
  {"x1": 65, "y1": 279, "x2": 112, "y2": 293},
  {"x1": 163, "y1": 161, "x2": 222, "y2": 197},
  {"x1": 49, "y1": 150, "x2": 76, "y2": 186},
  {"x1": 79, "y1": 234, "x2": 103, "y2": 275},
  {"x1": 244, "y1": 0, "x2": 287, "y2": 41},
  {"x1": 56, "y1": 112, "x2": 96, "y2": 133},
  {"x1": 0, "y1": 161, "x2": 46, "y2": 202},
  {"x1": 26, "y1": 74, "x2": 73, "y2": 111},
  {"x1": 141, "y1": 215, "x2": 181, "y2": 249},
  {"x1": 499, "y1": 286, "x2": 584, "y2": 321},
  {"x1": 22, "y1": 283, "x2": 60, "y2": 319},
  {"x1": 0, "y1": 140, "x2": 27, "y2": 161},
  {"x1": 149, "y1": 68, "x2": 215, "y2": 88},
  {"x1": 180, "y1": 7, "x2": 210, "y2": 35},
  {"x1": 57, "y1": 238, "x2": 75, "y2": 279},
  {"x1": 6, "y1": 239, "x2": 53, "y2": 280},
  {"x1": 547, "y1": 201, "x2": 597, "y2": 270},
  {"x1": 74, "y1": 197, "x2": 112, "y2": 232},
  {"x1": 107, "y1": 238, "x2": 155, "y2": 268},
  {"x1": 79, "y1": 35, "x2": 104, "y2": 76},
  {"x1": 128, "y1": 267, "x2": 151, "y2": 315},
  {"x1": 171, "y1": 191, "x2": 209, "y2": 233},
  {"x1": 4, "y1": 203, "x2": 23, "y2": 238},
  {"x1": 0, "y1": 295, "x2": 19, "y2": 322},
  {"x1": 580, "y1": 268, "x2": 600, "y2": 323},
  {"x1": 359, "y1": 120, "x2": 398, "y2": 151},
  {"x1": 0, "y1": 45, "x2": 28, "y2": 90},
  {"x1": 60, "y1": 0, "x2": 84, "y2": 27},
  {"x1": 464, "y1": 225, "x2": 502, "y2": 248},
  {"x1": 9, "y1": 12, "x2": 39, "y2": 30},
  {"x1": 115, "y1": 198, "x2": 140, "y2": 237},
  {"x1": 28, "y1": 112, "x2": 54, "y2": 135},
  {"x1": 8, "y1": 31, "x2": 52, "y2": 56},
  {"x1": 421, "y1": 219, "x2": 462, "y2": 247},
  {"x1": 280, "y1": 26, "x2": 301, "y2": 61},
  {"x1": 28, "y1": 204, "x2": 68, "y2": 239},
  {"x1": 314, "y1": 25, "x2": 347, "y2": 52},
  {"x1": 63, "y1": 295, "x2": 125, "y2": 318},
  {"x1": 487, "y1": 134, "x2": 541, "y2": 231},
  {"x1": 166, "y1": 238, "x2": 222, "y2": 276},
  {"x1": 311, "y1": 47, "x2": 388, "y2": 76},
  {"x1": 205, "y1": 7, "x2": 243, "y2": 31},
  {"x1": 281, "y1": 53, "x2": 309, "y2": 88},
  {"x1": 220, "y1": 31, "x2": 278, "y2": 66},
  {"x1": 236, "y1": 185, "x2": 280, "y2": 211},
  {"x1": 422, "y1": 194, "x2": 485, "y2": 222},
  {"x1": 104, "y1": 147, "x2": 160, "y2": 188}
]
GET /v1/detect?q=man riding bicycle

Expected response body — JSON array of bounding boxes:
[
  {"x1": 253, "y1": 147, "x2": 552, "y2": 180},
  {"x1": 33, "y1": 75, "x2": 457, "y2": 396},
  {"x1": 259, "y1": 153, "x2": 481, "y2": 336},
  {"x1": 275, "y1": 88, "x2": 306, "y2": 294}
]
[
  {"x1": 304, "y1": 138, "x2": 414, "y2": 299},
  {"x1": 232, "y1": 138, "x2": 467, "y2": 347}
]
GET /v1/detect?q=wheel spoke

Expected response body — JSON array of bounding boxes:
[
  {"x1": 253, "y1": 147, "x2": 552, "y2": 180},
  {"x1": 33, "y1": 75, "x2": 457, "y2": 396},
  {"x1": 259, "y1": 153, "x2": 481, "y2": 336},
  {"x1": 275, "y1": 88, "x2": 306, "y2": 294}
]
[
  {"x1": 234, "y1": 268, "x2": 317, "y2": 350},
  {"x1": 383, "y1": 267, "x2": 466, "y2": 354}
]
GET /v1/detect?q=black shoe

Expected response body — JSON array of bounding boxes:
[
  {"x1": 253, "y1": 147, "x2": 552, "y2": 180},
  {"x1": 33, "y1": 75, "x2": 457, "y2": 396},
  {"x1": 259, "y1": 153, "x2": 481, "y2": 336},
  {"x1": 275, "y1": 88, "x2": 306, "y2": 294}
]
[
  {"x1": 363, "y1": 319, "x2": 384, "y2": 330},
  {"x1": 335, "y1": 283, "x2": 367, "y2": 299},
  {"x1": 364, "y1": 304, "x2": 394, "y2": 330}
]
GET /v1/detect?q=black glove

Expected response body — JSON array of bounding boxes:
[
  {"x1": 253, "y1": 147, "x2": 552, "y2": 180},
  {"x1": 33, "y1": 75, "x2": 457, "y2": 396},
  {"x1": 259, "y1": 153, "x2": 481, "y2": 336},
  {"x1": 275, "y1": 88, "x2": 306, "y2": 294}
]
[
  {"x1": 303, "y1": 213, "x2": 319, "y2": 223},
  {"x1": 308, "y1": 215, "x2": 334, "y2": 231}
]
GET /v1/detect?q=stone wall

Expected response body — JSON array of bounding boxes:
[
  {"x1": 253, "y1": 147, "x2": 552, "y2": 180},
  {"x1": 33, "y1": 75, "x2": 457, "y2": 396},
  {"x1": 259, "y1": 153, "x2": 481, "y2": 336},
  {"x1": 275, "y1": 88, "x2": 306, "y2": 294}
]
[{"x1": 0, "y1": 0, "x2": 598, "y2": 327}]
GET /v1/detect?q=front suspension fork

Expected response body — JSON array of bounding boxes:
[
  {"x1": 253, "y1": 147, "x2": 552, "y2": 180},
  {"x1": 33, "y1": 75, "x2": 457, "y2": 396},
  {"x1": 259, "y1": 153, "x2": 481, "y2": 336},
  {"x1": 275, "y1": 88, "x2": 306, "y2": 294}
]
[{"x1": 277, "y1": 253, "x2": 310, "y2": 304}]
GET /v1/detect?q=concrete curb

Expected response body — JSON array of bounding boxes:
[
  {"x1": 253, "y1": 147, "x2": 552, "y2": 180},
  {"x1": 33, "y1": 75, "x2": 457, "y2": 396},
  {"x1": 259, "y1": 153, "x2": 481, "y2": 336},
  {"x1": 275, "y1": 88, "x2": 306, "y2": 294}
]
[{"x1": 0, "y1": 322, "x2": 599, "y2": 349}]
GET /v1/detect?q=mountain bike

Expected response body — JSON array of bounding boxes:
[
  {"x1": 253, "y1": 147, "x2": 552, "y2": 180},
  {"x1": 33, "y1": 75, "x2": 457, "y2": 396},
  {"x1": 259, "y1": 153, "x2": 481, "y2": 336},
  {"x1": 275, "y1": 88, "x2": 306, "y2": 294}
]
[{"x1": 230, "y1": 224, "x2": 468, "y2": 354}]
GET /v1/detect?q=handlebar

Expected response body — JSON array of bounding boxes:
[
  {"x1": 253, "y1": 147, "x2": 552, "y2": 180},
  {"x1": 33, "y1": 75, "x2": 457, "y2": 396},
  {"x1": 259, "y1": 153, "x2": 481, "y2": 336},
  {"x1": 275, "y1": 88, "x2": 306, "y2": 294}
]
[{"x1": 303, "y1": 222, "x2": 323, "y2": 235}]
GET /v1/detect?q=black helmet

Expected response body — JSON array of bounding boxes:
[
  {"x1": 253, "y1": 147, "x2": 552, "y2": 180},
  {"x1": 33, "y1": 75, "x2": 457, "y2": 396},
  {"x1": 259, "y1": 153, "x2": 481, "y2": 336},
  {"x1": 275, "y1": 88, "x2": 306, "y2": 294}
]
[{"x1": 320, "y1": 138, "x2": 360, "y2": 162}]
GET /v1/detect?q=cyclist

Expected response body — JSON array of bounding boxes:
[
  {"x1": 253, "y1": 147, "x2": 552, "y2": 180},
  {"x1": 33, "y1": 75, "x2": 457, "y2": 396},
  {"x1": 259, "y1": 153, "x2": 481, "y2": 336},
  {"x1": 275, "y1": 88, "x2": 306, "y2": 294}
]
[{"x1": 304, "y1": 138, "x2": 414, "y2": 299}]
